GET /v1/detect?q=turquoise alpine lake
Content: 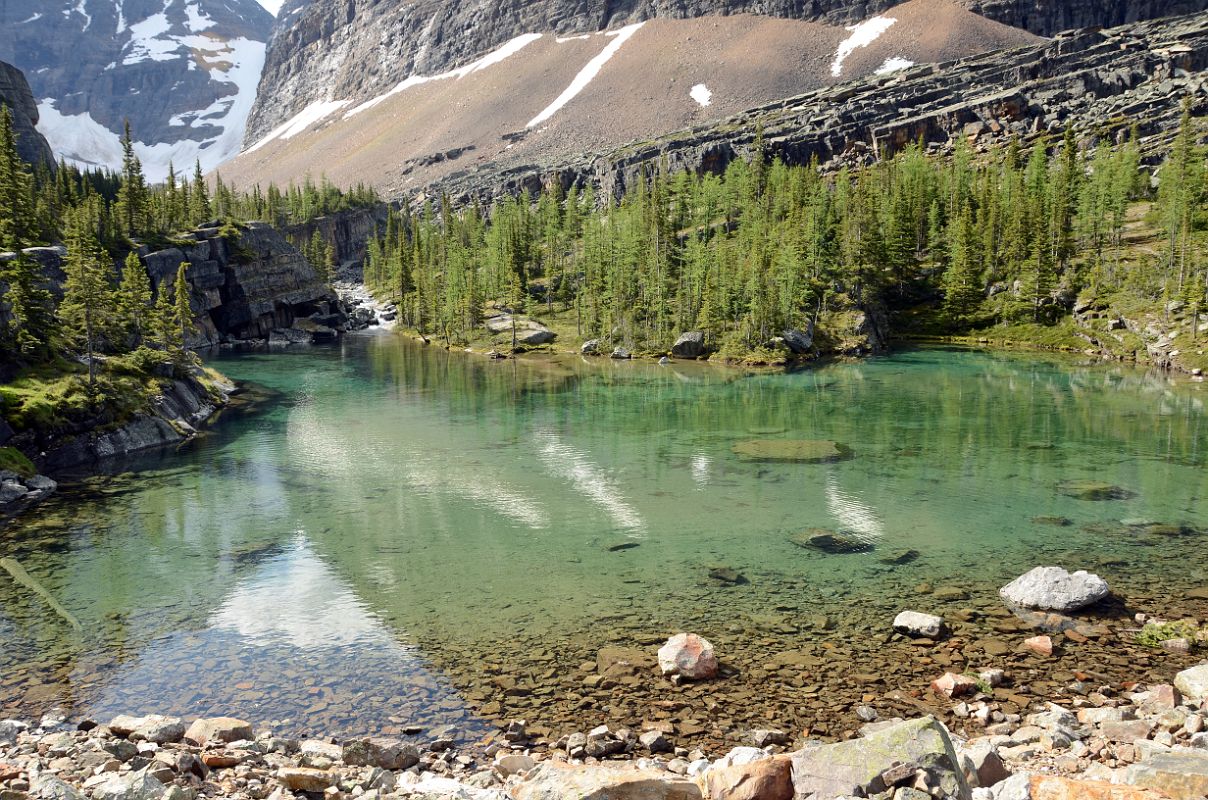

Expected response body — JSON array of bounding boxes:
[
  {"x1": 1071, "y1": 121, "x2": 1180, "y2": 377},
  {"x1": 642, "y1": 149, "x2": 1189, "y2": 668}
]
[{"x1": 1, "y1": 333, "x2": 1207, "y2": 742}]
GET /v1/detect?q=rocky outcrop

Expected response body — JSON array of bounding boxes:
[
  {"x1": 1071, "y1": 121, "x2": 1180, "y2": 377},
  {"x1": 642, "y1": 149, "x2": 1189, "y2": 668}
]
[
  {"x1": 138, "y1": 222, "x2": 343, "y2": 346},
  {"x1": 0, "y1": 0, "x2": 273, "y2": 179},
  {"x1": 0, "y1": 61, "x2": 53, "y2": 167},
  {"x1": 33, "y1": 372, "x2": 231, "y2": 474},
  {"x1": 426, "y1": 13, "x2": 1208, "y2": 207},
  {"x1": 247, "y1": 0, "x2": 1208, "y2": 144},
  {"x1": 281, "y1": 205, "x2": 391, "y2": 280}
]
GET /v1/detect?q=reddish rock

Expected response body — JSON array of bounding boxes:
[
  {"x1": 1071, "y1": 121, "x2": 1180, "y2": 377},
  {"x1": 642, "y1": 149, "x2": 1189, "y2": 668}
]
[
  {"x1": 1023, "y1": 635, "x2": 1054, "y2": 656},
  {"x1": 1150, "y1": 684, "x2": 1181, "y2": 709},
  {"x1": 657, "y1": 633, "x2": 718, "y2": 681},
  {"x1": 1029, "y1": 775, "x2": 1169, "y2": 800},
  {"x1": 184, "y1": 717, "x2": 253, "y2": 747},
  {"x1": 0, "y1": 763, "x2": 19, "y2": 781},
  {"x1": 932, "y1": 672, "x2": 978, "y2": 698},
  {"x1": 701, "y1": 756, "x2": 793, "y2": 800},
  {"x1": 202, "y1": 752, "x2": 242, "y2": 769},
  {"x1": 278, "y1": 768, "x2": 336, "y2": 792}
]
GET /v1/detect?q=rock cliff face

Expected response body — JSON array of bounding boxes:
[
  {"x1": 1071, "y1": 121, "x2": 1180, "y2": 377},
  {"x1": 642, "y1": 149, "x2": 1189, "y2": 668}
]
[
  {"x1": 247, "y1": 0, "x2": 1208, "y2": 143},
  {"x1": 426, "y1": 12, "x2": 1208, "y2": 206},
  {"x1": 139, "y1": 222, "x2": 342, "y2": 345},
  {"x1": 0, "y1": 0, "x2": 273, "y2": 180},
  {"x1": 0, "y1": 222, "x2": 340, "y2": 349},
  {"x1": 0, "y1": 61, "x2": 54, "y2": 167}
]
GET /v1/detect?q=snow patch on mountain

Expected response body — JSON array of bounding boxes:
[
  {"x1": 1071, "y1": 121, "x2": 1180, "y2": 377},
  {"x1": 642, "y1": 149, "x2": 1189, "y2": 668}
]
[
  {"x1": 830, "y1": 15, "x2": 897, "y2": 76},
  {"x1": 527, "y1": 22, "x2": 644, "y2": 128},
  {"x1": 36, "y1": 28, "x2": 266, "y2": 181},
  {"x1": 690, "y1": 83, "x2": 713, "y2": 107},
  {"x1": 875, "y1": 56, "x2": 914, "y2": 74},
  {"x1": 343, "y1": 32, "x2": 544, "y2": 119},
  {"x1": 247, "y1": 99, "x2": 350, "y2": 152}
]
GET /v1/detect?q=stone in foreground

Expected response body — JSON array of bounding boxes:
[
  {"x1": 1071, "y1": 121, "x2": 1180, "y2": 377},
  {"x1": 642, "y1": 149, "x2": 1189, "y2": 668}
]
[
  {"x1": 107, "y1": 715, "x2": 186, "y2": 744},
  {"x1": 932, "y1": 672, "x2": 978, "y2": 698},
  {"x1": 342, "y1": 737, "x2": 420, "y2": 770},
  {"x1": 790, "y1": 716, "x2": 971, "y2": 800},
  {"x1": 1121, "y1": 750, "x2": 1208, "y2": 800},
  {"x1": 183, "y1": 717, "x2": 253, "y2": 747},
  {"x1": 999, "y1": 566, "x2": 1109, "y2": 612},
  {"x1": 1028, "y1": 774, "x2": 1171, "y2": 800},
  {"x1": 731, "y1": 439, "x2": 847, "y2": 463},
  {"x1": 1174, "y1": 664, "x2": 1208, "y2": 703},
  {"x1": 658, "y1": 633, "x2": 718, "y2": 681},
  {"x1": 278, "y1": 767, "x2": 337, "y2": 792},
  {"x1": 893, "y1": 611, "x2": 948, "y2": 639},
  {"x1": 702, "y1": 755, "x2": 793, "y2": 800},
  {"x1": 511, "y1": 762, "x2": 702, "y2": 800}
]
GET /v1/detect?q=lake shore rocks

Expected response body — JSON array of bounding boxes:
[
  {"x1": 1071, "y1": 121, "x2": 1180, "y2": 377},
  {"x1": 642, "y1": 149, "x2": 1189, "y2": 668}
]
[
  {"x1": 657, "y1": 634, "x2": 718, "y2": 681},
  {"x1": 1000, "y1": 567, "x2": 1110, "y2": 613},
  {"x1": 894, "y1": 611, "x2": 949, "y2": 639},
  {"x1": 5, "y1": 678, "x2": 1208, "y2": 800}
]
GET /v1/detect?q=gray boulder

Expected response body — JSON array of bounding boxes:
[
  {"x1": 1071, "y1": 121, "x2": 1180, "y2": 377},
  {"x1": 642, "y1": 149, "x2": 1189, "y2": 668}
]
[
  {"x1": 32, "y1": 776, "x2": 87, "y2": 800},
  {"x1": 342, "y1": 737, "x2": 420, "y2": 770},
  {"x1": 611, "y1": 347, "x2": 631, "y2": 359},
  {"x1": 671, "y1": 331, "x2": 706, "y2": 358},
  {"x1": 92, "y1": 770, "x2": 166, "y2": 800},
  {"x1": 893, "y1": 611, "x2": 948, "y2": 639},
  {"x1": 782, "y1": 324, "x2": 814, "y2": 354},
  {"x1": 1175, "y1": 664, "x2": 1208, "y2": 703},
  {"x1": 789, "y1": 716, "x2": 971, "y2": 800},
  {"x1": 999, "y1": 566, "x2": 1109, "y2": 612},
  {"x1": 581, "y1": 339, "x2": 601, "y2": 355}
]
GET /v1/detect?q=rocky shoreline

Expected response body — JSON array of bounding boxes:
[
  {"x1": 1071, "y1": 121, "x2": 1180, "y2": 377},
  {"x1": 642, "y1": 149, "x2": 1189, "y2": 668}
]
[
  {"x1": 0, "y1": 367, "x2": 234, "y2": 524},
  {"x1": 2, "y1": 567, "x2": 1207, "y2": 800},
  {"x1": 1, "y1": 664, "x2": 1205, "y2": 800}
]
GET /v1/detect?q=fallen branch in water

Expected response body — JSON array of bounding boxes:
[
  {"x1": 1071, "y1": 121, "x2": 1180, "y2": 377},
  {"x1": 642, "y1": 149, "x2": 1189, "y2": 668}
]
[{"x1": 0, "y1": 556, "x2": 83, "y2": 631}]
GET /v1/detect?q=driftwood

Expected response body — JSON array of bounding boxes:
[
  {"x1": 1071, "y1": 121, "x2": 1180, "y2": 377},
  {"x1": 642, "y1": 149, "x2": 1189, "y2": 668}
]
[{"x1": 0, "y1": 557, "x2": 82, "y2": 630}]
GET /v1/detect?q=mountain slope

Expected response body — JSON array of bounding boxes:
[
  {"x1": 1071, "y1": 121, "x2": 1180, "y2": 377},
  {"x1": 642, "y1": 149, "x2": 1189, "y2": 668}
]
[
  {"x1": 245, "y1": 0, "x2": 1208, "y2": 145},
  {"x1": 0, "y1": 61, "x2": 55, "y2": 167},
  {"x1": 0, "y1": 0, "x2": 274, "y2": 180},
  {"x1": 224, "y1": 0, "x2": 1041, "y2": 197}
]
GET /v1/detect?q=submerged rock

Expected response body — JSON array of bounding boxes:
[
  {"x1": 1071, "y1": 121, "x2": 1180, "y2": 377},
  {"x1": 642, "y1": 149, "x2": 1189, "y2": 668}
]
[
  {"x1": 893, "y1": 611, "x2": 947, "y2": 639},
  {"x1": 657, "y1": 633, "x2": 718, "y2": 681},
  {"x1": 707, "y1": 566, "x2": 747, "y2": 585},
  {"x1": 790, "y1": 529, "x2": 873, "y2": 554},
  {"x1": 732, "y1": 439, "x2": 848, "y2": 464},
  {"x1": 999, "y1": 566, "x2": 1110, "y2": 612},
  {"x1": 1056, "y1": 480, "x2": 1137, "y2": 501}
]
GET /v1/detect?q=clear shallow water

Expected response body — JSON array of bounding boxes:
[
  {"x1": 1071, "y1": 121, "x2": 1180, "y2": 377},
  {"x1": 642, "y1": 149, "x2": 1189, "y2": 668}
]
[{"x1": 2, "y1": 335, "x2": 1207, "y2": 740}]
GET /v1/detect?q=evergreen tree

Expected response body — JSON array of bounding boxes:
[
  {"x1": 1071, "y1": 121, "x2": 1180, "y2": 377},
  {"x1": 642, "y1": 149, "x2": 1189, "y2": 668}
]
[
  {"x1": 118, "y1": 251, "x2": 153, "y2": 345},
  {"x1": 59, "y1": 201, "x2": 117, "y2": 391}
]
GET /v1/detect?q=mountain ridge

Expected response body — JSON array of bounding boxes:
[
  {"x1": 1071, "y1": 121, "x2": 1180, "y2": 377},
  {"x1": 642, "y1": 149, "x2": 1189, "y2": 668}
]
[
  {"x1": 0, "y1": 0, "x2": 275, "y2": 180},
  {"x1": 245, "y1": 0, "x2": 1208, "y2": 144}
]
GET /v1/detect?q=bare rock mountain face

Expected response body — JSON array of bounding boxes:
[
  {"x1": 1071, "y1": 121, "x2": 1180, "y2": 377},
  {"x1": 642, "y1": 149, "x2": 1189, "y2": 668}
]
[
  {"x1": 229, "y1": 0, "x2": 1046, "y2": 197},
  {"x1": 0, "y1": 61, "x2": 54, "y2": 167},
  {"x1": 0, "y1": 0, "x2": 275, "y2": 180},
  {"x1": 246, "y1": 0, "x2": 1208, "y2": 146}
]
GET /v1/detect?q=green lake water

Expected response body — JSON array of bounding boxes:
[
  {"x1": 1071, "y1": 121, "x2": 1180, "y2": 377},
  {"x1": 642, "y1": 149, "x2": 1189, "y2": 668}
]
[{"x1": 2, "y1": 334, "x2": 1207, "y2": 740}]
